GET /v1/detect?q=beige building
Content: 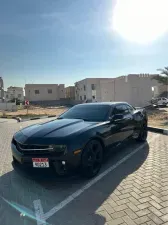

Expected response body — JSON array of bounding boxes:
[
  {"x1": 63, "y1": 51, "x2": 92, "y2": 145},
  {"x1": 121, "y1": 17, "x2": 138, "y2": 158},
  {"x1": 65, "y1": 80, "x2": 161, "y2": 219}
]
[
  {"x1": 5, "y1": 86, "x2": 24, "y2": 102},
  {"x1": 65, "y1": 86, "x2": 75, "y2": 99},
  {"x1": 75, "y1": 78, "x2": 114, "y2": 102},
  {"x1": 25, "y1": 84, "x2": 65, "y2": 101},
  {"x1": 75, "y1": 74, "x2": 160, "y2": 107}
]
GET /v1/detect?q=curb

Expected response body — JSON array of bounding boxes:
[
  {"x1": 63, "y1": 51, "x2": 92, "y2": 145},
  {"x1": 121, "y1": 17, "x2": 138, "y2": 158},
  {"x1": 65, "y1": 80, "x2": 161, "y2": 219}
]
[
  {"x1": 0, "y1": 116, "x2": 19, "y2": 121},
  {"x1": 148, "y1": 126, "x2": 168, "y2": 135}
]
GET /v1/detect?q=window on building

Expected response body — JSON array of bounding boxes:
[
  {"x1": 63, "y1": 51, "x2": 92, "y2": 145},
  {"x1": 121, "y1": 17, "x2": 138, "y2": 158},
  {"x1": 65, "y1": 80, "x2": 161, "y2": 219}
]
[
  {"x1": 18, "y1": 94, "x2": 21, "y2": 98},
  {"x1": 92, "y1": 95, "x2": 95, "y2": 99},
  {"x1": 84, "y1": 95, "x2": 86, "y2": 100},
  {"x1": 80, "y1": 96, "x2": 82, "y2": 100},
  {"x1": 35, "y1": 90, "x2": 40, "y2": 94},
  {"x1": 48, "y1": 89, "x2": 52, "y2": 94},
  {"x1": 6, "y1": 95, "x2": 8, "y2": 98},
  {"x1": 84, "y1": 85, "x2": 86, "y2": 91},
  {"x1": 91, "y1": 84, "x2": 96, "y2": 90}
]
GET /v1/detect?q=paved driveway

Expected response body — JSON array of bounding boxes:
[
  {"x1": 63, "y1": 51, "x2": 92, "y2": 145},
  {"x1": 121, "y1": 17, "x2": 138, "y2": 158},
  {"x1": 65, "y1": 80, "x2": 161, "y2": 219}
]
[{"x1": 0, "y1": 119, "x2": 167, "y2": 225}]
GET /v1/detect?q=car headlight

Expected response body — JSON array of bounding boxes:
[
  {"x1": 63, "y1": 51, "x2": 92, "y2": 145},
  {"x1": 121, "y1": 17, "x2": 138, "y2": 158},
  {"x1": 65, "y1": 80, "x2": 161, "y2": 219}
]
[{"x1": 49, "y1": 145, "x2": 67, "y2": 153}]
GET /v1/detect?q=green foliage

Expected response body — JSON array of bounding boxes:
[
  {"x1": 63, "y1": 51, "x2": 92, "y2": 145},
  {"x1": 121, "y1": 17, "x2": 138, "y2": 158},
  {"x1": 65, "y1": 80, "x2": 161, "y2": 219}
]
[{"x1": 152, "y1": 67, "x2": 168, "y2": 85}]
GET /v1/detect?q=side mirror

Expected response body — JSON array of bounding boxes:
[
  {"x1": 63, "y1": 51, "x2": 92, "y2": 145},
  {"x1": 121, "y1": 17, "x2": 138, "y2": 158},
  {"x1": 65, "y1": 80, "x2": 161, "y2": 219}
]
[{"x1": 112, "y1": 114, "x2": 124, "y2": 122}]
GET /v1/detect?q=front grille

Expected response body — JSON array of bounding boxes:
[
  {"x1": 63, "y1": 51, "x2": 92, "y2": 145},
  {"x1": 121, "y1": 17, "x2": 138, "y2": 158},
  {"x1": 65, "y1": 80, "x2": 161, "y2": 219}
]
[
  {"x1": 19, "y1": 143, "x2": 50, "y2": 150},
  {"x1": 12, "y1": 138, "x2": 66, "y2": 157}
]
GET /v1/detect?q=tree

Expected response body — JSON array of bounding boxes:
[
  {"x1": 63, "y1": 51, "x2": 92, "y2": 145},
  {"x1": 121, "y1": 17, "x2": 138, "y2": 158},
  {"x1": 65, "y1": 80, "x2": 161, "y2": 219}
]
[{"x1": 152, "y1": 67, "x2": 168, "y2": 85}]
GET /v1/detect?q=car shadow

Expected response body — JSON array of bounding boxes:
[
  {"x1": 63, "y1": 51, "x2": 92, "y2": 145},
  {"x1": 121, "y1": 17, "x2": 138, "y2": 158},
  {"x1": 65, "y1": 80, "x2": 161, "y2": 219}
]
[
  {"x1": 0, "y1": 141, "x2": 149, "y2": 225},
  {"x1": 50, "y1": 141, "x2": 150, "y2": 225}
]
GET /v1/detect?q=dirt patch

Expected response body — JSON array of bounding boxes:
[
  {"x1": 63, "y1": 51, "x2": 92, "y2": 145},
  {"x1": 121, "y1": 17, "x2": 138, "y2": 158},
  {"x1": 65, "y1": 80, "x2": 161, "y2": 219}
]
[
  {"x1": 147, "y1": 107, "x2": 168, "y2": 129},
  {"x1": 1, "y1": 105, "x2": 167, "y2": 129},
  {"x1": 0, "y1": 106, "x2": 68, "y2": 118}
]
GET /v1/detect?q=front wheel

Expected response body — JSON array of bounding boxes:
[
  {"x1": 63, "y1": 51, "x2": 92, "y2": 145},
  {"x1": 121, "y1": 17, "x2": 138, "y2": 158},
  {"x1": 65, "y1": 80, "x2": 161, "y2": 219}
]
[
  {"x1": 81, "y1": 140, "x2": 103, "y2": 178},
  {"x1": 135, "y1": 121, "x2": 148, "y2": 142}
]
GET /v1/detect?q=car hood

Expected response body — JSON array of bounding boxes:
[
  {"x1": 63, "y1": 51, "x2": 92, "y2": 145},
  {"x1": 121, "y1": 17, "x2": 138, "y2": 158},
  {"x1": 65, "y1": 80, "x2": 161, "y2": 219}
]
[{"x1": 15, "y1": 119, "x2": 98, "y2": 144}]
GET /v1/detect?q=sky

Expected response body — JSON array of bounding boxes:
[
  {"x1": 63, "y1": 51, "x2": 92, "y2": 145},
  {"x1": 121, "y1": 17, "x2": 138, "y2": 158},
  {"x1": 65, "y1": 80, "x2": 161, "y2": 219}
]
[{"x1": 1, "y1": 0, "x2": 168, "y2": 90}]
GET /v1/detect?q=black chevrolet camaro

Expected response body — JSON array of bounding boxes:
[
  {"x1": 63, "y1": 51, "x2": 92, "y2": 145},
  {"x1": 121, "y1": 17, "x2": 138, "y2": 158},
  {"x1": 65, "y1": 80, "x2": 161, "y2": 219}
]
[{"x1": 11, "y1": 102, "x2": 148, "y2": 178}]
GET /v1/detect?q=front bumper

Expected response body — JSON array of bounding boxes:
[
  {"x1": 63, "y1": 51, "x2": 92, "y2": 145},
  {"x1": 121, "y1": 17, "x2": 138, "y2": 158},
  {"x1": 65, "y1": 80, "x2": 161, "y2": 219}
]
[{"x1": 11, "y1": 143, "x2": 82, "y2": 178}]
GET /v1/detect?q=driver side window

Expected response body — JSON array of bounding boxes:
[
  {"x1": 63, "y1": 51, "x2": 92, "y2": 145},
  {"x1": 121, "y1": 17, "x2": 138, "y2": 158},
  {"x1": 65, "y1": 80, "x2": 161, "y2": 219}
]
[{"x1": 113, "y1": 105, "x2": 125, "y2": 115}]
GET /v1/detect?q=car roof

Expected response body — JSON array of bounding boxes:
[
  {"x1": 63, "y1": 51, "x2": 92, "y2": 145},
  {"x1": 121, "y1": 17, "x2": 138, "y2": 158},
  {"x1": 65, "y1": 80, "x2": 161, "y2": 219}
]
[{"x1": 77, "y1": 102, "x2": 129, "y2": 106}]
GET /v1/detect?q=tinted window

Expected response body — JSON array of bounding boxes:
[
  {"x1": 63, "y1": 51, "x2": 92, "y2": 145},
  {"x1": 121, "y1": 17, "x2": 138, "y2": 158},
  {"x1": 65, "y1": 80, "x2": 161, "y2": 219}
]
[
  {"x1": 59, "y1": 104, "x2": 110, "y2": 122},
  {"x1": 126, "y1": 104, "x2": 134, "y2": 113},
  {"x1": 113, "y1": 105, "x2": 125, "y2": 114},
  {"x1": 113, "y1": 104, "x2": 129, "y2": 115}
]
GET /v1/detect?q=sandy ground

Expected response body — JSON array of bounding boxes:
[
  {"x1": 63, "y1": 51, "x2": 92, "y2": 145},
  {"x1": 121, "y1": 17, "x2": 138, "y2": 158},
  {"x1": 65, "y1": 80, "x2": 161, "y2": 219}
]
[
  {"x1": 147, "y1": 107, "x2": 168, "y2": 128},
  {"x1": 0, "y1": 107, "x2": 68, "y2": 117},
  {"x1": 0, "y1": 106, "x2": 167, "y2": 128}
]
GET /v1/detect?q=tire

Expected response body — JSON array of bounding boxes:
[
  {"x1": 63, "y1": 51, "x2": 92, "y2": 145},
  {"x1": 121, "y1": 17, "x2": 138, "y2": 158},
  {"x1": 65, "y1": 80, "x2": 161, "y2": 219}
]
[
  {"x1": 135, "y1": 121, "x2": 148, "y2": 142},
  {"x1": 81, "y1": 140, "x2": 103, "y2": 178}
]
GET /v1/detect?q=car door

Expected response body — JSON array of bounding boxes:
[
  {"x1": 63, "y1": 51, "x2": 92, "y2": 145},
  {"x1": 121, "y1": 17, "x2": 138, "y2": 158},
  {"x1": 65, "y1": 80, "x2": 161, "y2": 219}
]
[
  {"x1": 124, "y1": 104, "x2": 135, "y2": 137},
  {"x1": 112, "y1": 104, "x2": 135, "y2": 141},
  {"x1": 98, "y1": 105, "x2": 124, "y2": 147},
  {"x1": 109, "y1": 104, "x2": 130, "y2": 143}
]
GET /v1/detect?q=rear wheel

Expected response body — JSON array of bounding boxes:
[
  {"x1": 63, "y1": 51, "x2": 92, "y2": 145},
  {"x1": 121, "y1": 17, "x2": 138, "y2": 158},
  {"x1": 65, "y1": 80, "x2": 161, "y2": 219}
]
[
  {"x1": 81, "y1": 140, "x2": 103, "y2": 178},
  {"x1": 134, "y1": 121, "x2": 148, "y2": 142}
]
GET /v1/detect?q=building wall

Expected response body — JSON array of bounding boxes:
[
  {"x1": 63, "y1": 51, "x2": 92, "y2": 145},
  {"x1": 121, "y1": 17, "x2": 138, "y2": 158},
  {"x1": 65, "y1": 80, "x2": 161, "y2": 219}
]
[
  {"x1": 100, "y1": 77, "x2": 131, "y2": 102},
  {"x1": 114, "y1": 76, "x2": 131, "y2": 102},
  {"x1": 128, "y1": 74, "x2": 159, "y2": 106},
  {"x1": 75, "y1": 78, "x2": 114, "y2": 101},
  {"x1": 75, "y1": 75, "x2": 160, "y2": 107},
  {"x1": 58, "y1": 84, "x2": 65, "y2": 99},
  {"x1": 0, "y1": 102, "x2": 17, "y2": 111},
  {"x1": 25, "y1": 84, "x2": 65, "y2": 101},
  {"x1": 5, "y1": 86, "x2": 24, "y2": 101},
  {"x1": 100, "y1": 80, "x2": 115, "y2": 102},
  {"x1": 65, "y1": 86, "x2": 75, "y2": 99}
]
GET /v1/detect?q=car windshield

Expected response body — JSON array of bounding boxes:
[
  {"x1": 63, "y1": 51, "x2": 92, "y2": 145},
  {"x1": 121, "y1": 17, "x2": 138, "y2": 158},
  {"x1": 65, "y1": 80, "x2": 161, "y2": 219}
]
[{"x1": 59, "y1": 104, "x2": 110, "y2": 122}]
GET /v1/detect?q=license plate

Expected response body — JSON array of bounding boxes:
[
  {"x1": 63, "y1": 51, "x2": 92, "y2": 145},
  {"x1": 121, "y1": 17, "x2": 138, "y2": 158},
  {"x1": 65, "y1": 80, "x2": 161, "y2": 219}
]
[{"x1": 32, "y1": 158, "x2": 49, "y2": 168}]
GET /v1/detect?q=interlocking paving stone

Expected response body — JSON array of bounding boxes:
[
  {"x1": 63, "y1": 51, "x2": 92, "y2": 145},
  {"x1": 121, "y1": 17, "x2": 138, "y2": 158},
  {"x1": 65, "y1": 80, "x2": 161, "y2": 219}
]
[
  {"x1": 149, "y1": 206, "x2": 163, "y2": 217},
  {"x1": 124, "y1": 209, "x2": 138, "y2": 220},
  {"x1": 0, "y1": 122, "x2": 167, "y2": 225},
  {"x1": 110, "y1": 211, "x2": 126, "y2": 220},
  {"x1": 134, "y1": 215, "x2": 150, "y2": 224},
  {"x1": 107, "y1": 218, "x2": 124, "y2": 225}
]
